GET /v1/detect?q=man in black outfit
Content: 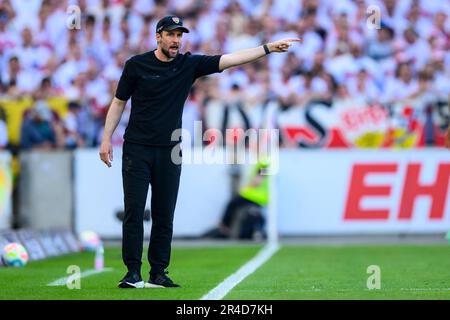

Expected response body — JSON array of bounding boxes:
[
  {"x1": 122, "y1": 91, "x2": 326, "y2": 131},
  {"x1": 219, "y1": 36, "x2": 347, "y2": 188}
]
[{"x1": 99, "y1": 15, "x2": 300, "y2": 289}]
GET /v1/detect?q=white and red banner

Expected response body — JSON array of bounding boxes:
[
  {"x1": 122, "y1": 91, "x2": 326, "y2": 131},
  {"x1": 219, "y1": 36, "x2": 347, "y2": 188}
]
[
  {"x1": 277, "y1": 149, "x2": 450, "y2": 235},
  {"x1": 279, "y1": 99, "x2": 448, "y2": 148},
  {"x1": 74, "y1": 148, "x2": 450, "y2": 237},
  {"x1": 207, "y1": 98, "x2": 449, "y2": 149}
]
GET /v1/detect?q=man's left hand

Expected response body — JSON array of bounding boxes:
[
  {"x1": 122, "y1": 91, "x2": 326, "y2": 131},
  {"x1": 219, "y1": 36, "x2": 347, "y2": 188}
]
[{"x1": 267, "y1": 38, "x2": 302, "y2": 53}]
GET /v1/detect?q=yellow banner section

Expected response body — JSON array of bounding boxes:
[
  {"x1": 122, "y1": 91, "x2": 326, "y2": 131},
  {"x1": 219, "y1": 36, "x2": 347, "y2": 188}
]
[
  {"x1": 0, "y1": 97, "x2": 69, "y2": 145},
  {"x1": 0, "y1": 152, "x2": 12, "y2": 219}
]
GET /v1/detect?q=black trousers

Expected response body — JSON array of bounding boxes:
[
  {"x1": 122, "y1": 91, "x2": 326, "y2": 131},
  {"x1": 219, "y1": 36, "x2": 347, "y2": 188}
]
[{"x1": 122, "y1": 141, "x2": 181, "y2": 275}]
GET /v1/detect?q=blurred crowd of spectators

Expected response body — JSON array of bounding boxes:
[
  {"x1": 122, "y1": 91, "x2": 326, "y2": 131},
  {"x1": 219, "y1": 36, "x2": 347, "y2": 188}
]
[{"x1": 0, "y1": 0, "x2": 449, "y2": 150}]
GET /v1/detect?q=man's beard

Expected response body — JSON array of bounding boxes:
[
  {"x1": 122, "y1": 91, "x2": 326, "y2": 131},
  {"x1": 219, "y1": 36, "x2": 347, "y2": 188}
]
[{"x1": 161, "y1": 46, "x2": 178, "y2": 59}]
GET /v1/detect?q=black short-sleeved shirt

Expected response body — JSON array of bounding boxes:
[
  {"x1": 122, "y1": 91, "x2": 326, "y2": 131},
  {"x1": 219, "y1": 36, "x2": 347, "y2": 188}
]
[{"x1": 115, "y1": 50, "x2": 223, "y2": 146}]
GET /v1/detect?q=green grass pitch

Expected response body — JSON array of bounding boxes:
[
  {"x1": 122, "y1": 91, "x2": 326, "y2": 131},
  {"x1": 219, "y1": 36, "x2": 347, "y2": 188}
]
[{"x1": 1, "y1": 244, "x2": 449, "y2": 300}]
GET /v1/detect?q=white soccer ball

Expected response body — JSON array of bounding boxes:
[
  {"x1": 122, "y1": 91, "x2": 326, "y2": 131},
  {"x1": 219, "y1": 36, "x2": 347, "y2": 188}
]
[
  {"x1": 2, "y1": 242, "x2": 29, "y2": 267},
  {"x1": 79, "y1": 230, "x2": 101, "y2": 252}
]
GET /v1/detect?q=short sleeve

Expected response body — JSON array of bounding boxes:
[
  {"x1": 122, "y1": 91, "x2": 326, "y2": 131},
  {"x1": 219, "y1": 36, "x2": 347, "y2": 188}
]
[
  {"x1": 115, "y1": 59, "x2": 136, "y2": 101},
  {"x1": 194, "y1": 54, "x2": 223, "y2": 79}
]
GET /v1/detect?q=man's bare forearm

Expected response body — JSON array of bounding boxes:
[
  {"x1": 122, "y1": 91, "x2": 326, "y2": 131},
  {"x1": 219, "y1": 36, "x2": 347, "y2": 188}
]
[
  {"x1": 102, "y1": 97, "x2": 126, "y2": 141},
  {"x1": 218, "y1": 38, "x2": 301, "y2": 71},
  {"x1": 219, "y1": 45, "x2": 267, "y2": 70}
]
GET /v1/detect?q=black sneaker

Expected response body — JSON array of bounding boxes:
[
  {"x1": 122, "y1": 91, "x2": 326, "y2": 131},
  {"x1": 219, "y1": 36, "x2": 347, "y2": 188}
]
[
  {"x1": 145, "y1": 271, "x2": 180, "y2": 288},
  {"x1": 118, "y1": 271, "x2": 144, "y2": 288}
]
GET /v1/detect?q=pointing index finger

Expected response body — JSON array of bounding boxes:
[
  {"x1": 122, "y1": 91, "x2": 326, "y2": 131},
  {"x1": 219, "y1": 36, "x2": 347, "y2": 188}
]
[{"x1": 286, "y1": 38, "x2": 302, "y2": 42}]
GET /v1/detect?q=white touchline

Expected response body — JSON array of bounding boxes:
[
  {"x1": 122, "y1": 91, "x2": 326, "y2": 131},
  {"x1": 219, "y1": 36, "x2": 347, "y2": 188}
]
[
  {"x1": 47, "y1": 268, "x2": 113, "y2": 286},
  {"x1": 399, "y1": 288, "x2": 450, "y2": 292},
  {"x1": 234, "y1": 288, "x2": 450, "y2": 293},
  {"x1": 201, "y1": 242, "x2": 280, "y2": 300}
]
